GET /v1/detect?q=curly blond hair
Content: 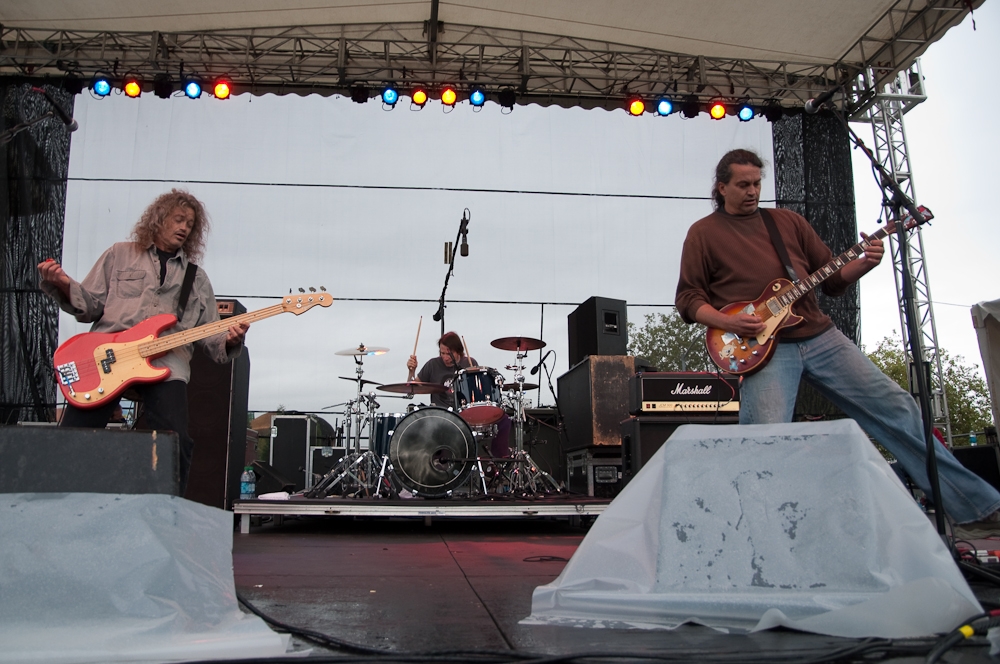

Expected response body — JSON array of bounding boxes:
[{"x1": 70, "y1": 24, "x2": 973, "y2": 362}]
[{"x1": 129, "y1": 189, "x2": 210, "y2": 262}]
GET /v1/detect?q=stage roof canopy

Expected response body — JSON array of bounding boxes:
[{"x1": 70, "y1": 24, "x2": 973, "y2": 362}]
[{"x1": 0, "y1": 1, "x2": 983, "y2": 111}]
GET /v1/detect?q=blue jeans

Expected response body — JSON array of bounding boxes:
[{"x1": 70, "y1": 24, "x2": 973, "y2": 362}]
[{"x1": 740, "y1": 327, "x2": 1000, "y2": 524}]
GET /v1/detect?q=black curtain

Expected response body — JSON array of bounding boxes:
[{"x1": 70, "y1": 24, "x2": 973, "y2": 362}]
[{"x1": 0, "y1": 78, "x2": 72, "y2": 424}]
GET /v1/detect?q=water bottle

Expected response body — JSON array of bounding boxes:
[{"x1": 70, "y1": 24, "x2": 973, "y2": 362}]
[
  {"x1": 970, "y1": 433, "x2": 979, "y2": 447},
  {"x1": 240, "y1": 466, "x2": 256, "y2": 500}
]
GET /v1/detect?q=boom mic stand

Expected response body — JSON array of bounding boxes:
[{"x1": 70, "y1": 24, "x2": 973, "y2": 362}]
[
  {"x1": 433, "y1": 209, "x2": 470, "y2": 336},
  {"x1": 825, "y1": 103, "x2": 946, "y2": 540}
]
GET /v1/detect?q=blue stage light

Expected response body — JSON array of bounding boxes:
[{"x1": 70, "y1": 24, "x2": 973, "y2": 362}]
[
  {"x1": 656, "y1": 99, "x2": 674, "y2": 116},
  {"x1": 382, "y1": 85, "x2": 399, "y2": 105},
  {"x1": 470, "y1": 88, "x2": 486, "y2": 106},
  {"x1": 92, "y1": 76, "x2": 112, "y2": 97},
  {"x1": 737, "y1": 103, "x2": 754, "y2": 122},
  {"x1": 183, "y1": 79, "x2": 202, "y2": 99}
]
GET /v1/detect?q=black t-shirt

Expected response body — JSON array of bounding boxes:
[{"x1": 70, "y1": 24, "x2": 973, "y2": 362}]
[{"x1": 416, "y1": 356, "x2": 476, "y2": 408}]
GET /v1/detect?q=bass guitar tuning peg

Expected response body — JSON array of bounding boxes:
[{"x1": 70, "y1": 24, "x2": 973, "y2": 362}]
[
  {"x1": 309, "y1": 287, "x2": 316, "y2": 292},
  {"x1": 298, "y1": 287, "x2": 305, "y2": 293}
]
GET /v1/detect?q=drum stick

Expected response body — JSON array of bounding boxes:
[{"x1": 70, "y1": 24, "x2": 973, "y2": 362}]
[
  {"x1": 407, "y1": 316, "x2": 422, "y2": 382},
  {"x1": 461, "y1": 335, "x2": 474, "y2": 369}
]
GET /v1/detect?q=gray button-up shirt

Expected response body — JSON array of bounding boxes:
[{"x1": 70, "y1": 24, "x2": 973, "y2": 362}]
[{"x1": 43, "y1": 242, "x2": 240, "y2": 383}]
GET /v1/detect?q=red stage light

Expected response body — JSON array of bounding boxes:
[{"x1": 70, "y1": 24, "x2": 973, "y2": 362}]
[
  {"x1": 441, "y1": 87, "x2": 457, "y2": 106},
  {"x1": 412, "y1": 89, "x2": 428, "y2": 106},
  {"x1": 123, "y1": 77, "x2": 142, "y2": 98},
  {"x1": 213, "y1": 80, "x2": 232, "y2": 99},
  {"x1": 628, "y1": 99, "x2": 645, "y2": 116},
  {"x1": 709, "y1": 102, "x2": 727, "y2": 119}
]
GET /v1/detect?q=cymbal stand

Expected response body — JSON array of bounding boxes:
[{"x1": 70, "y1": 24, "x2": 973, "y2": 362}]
[{"x1": 504, "y1": 349, "x2": 562, "y2": 495}]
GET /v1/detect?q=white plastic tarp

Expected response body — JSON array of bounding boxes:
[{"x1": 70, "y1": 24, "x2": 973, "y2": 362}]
[
  {"x1": 972, "y1": 299, "x2": 1000, "y2": 429},
  {"x1": 524, "y1": 420, "x2": 981, "y2": 637},
  {"x1": 0, "y1": 493, "x2": 288, "y2": 663}
]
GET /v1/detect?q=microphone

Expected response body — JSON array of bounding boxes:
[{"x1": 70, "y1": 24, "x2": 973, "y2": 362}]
[
  {"x1": 32, "y1": 87, "x2": 79, "y2": 132},
  {"x1": 459, "y1": 211, "x2": 470, "y2": 257},
  {"x1": 804, "y1": 87, "x2": 839, "y2": 114},
  {"x1": 530, "y1": 350, "x2": 553, "y2": 375}
]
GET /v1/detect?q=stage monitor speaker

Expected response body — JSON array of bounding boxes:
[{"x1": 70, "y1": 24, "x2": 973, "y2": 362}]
[
  {"x1": 0, "y1": 426, "x2": 180, "y2": 494},
  {"x1": 252, "y1": 460, "x2": 296, "y2": 494},
  {"x1": 567, "y1": 296, "x2": 627, "y2": 367},
  {"x1": 523, "y1": 407, "x2": 566, "y2": 482},
  {"x1": 557, "y1": 355, "x2": 636, "y2": 449},
  {"x1": 184, "y1": 345, "x2": 251, "y2": 510},
  {"x1": 952, "y1": 445, "x2": 1000, "y2": 493},
  {"x1": 620, "y1": 417, "x2": 681, "y2": 485}
]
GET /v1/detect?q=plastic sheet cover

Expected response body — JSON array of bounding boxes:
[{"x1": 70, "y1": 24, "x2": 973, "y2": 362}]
[
  {"x1": 0, "y1": 493, "x2": 288, "y2": 663},
  {"x1": 972, "y1": 298, "x2": 1000, "y2": 430},
  {"x1": 524, "y1": 420, "x2": 981, "y2": 637}
]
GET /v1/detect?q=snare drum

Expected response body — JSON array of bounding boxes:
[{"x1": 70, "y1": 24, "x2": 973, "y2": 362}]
[
  {"x1": 453, "y1": 367, "x2": 504, "y2": 425},
  {"x1": 371, "y1": 413, "x2": 405, "y2": 457}
]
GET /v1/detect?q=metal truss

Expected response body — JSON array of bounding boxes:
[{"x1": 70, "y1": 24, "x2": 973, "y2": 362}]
[
  {"x1": 852, "y1": 60, "x2": 952, "y2": 442},
  {"x1": 0, "y1": 0, "x2": 976, "y2": 108}
]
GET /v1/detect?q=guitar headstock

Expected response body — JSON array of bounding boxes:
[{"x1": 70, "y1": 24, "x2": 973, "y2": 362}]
[
  {"x1": 282, "y1": 287, "x2": 333, "y2": 314},
  {"x1": 893, "y1": 205, "x2": 934, "y2": 233}
]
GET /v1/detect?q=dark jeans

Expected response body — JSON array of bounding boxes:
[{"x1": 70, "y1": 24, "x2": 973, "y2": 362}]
[{"x1": 60, "y1": 380, "x2": 194, "y2": 495}]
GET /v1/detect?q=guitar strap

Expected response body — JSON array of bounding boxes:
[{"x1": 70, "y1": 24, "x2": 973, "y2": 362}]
[
  {"x1": 759, "y1": 208, "x2": 799, "y2": 282},
  {"x1": 177, "y1": 262, "x2": 198, "y2": 320}
]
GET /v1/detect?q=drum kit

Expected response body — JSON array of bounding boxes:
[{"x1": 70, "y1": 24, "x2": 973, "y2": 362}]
[{"x1": 304, "y1": 336, "x2": 562, "y2": 499}]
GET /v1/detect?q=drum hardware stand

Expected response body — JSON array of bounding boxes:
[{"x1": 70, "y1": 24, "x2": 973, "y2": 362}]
[{"x1": 503, "y1": 348, "x2": 562, "y2": 495}]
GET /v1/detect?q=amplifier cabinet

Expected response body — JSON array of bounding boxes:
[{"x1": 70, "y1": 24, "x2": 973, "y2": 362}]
[
  {"x1": 628, "y1": 372, "x2": 740, "y2": 416},
  {"x1": 558, "y1": 355, "x2": 636, "y2": 449},
  {"x1": 952, "y1": 445, "x2": 1000, "y2": 493},
  {"x1": 620, "y1": 416, "x2": 738, "y2": 485},
  {"x1": 567, "y1": 446, "x2": 622, "y2": 498}
]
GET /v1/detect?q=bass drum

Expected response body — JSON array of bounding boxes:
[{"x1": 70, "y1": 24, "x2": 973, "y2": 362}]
[{"x1": 389, "y1": 407, "x2": 475, "y2": 497}]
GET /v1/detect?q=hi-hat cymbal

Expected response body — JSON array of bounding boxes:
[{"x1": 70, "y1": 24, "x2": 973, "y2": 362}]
[
  {"x1": 490, "y1": 336, "x2": 546, "y2": 351},
  {"x1": 377, "y1": 381, "x2": 448, "y2": 395},
  {"x1": 335, "y1": 344, "x2": 389, "y2": 356},
  {"x1": 503, "y1": 382, "x2": 539, "y2": 392},
  {"x1": 338, "y1": 376, "x2": 383, "y2": 388}
]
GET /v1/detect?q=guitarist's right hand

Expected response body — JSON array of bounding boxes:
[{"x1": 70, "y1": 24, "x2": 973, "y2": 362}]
[
  {"x1": 37, "y1": 258, "x2": 72, "y2": 298},
  {"x1": 695, "y1": 304, "x2": 765, "y2": 337}
]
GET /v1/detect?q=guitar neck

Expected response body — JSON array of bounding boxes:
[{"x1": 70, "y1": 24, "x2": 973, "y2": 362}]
[
  {"x1": 138, "y1": 303, "x2": 286, "y2": 357},
  {"x1": 776, "y1": 225, "x2": 893, "y2": 307}
]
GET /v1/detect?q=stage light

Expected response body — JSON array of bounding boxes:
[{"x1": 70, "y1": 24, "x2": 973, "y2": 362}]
[
  {"x1": 469, "y1": 87, "x2": 486, "y2": 107},
  {"x1": 213, "y1": 79, "x2": 232, "y2": 99},
  {"x1": 123, "y1": 76, "x2": 142, "y2": 98},
  {"x1": 681, "y1": 95, "x2": 700, "y2": 118},
  {"x1": 153, "y1": 75, "x2": 174, "y2": 99},
  {"x1": 656, "y1": 98, "x2": 674, "y2": 116},
  {"x1": 737, "y1": 103, "x2": 755, "y2": 122},
  {"x1": 381, "y1": 84, "x2": 399, "y2": 106},
  {"x1": 709, "y1": 101, "x2": 727, "y2": 120},
  {"x1": 627, "y1": 98, "x2": 645, "y2": 116},
  {"x1": 182, "y1": 78, "x2": 202, "y2": 99},
  {"x1": 441, "y1": 86, "x2": 457, "y2": 106},
  {"x1": 412, "y1": 88, "x2": 428, "y2": 107},
  {"x1": 763, "y1": 102, "x2": 784, "y2": 123},
  {"x1": 64, "y1": 76, "x2": 84, "y2": 95},
  {"x1": 350, "y1": 84, "x2": 369, "y2": 104},
  {"x1": 498, "y1": 88, "x2": 516, "y2": 110}
]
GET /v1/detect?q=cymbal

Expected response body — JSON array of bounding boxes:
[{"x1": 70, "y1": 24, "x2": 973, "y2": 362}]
[
  {"x1": 338, "y1": 376, "x2": 383, "y2": 387},
  {"x1": 377, "y1": 381, "x2": 448, "y2": 395},
  {"x1": 503, "y1": 382, "x2": 539, "y2": 392},
  {"x1": 335, "y1": 344, "x2": 389, "y2": 356},
  {"x1": 490, "y1": 336, "x2": 546, "y2": 352}
]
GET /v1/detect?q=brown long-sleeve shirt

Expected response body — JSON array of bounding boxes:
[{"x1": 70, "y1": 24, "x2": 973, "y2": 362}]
[{"x1": 675, "y1": 207, "x2": 850, "y2": 340}]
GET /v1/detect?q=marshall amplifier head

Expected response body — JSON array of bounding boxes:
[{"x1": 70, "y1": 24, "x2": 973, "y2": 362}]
[{"x1": 628, "y1": 372, "x2": 740, "y2": 418}]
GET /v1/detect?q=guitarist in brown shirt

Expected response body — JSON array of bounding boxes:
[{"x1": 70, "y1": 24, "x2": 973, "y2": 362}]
[{"x1": 675, "y1": 148, "x2": 1000, "y2": 527}]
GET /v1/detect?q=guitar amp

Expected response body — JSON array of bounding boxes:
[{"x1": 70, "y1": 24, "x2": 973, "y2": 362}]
[{"x1": 628, "y1": 372, "x2": 740, "y2": 418}]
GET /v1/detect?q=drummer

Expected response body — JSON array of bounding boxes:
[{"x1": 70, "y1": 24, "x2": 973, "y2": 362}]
[{"x1": 407, "y1": 331, "x2": 510, "y2": 458}]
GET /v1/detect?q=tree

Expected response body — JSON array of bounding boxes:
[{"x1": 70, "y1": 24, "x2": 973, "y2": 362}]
[
  {"x1": 865, "y1": 334, "x2": 994, "y2": 438},
  {"x1": 627, "y1": 310, "x2": 715, "y2": 372}
]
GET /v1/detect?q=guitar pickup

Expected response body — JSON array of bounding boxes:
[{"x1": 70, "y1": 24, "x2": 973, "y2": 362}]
[{"x1": 100, "y1": 349, "x2": 117, "y2": 374}]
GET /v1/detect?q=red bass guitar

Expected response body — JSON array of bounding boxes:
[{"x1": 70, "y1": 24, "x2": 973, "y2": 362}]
[
  {"x1": 705, "y1": 207, "x2": 932, "y2": 375},
  {"x1": 53, "y1": 289, "x2": 332, "y2": 408}
]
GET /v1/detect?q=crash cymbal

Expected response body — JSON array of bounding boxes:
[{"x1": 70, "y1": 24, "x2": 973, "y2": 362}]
[
  {"x1": 338, "y1": 376, "x2": 383, "y2": 388},
  {"x1": 335, "y1": 344, "x2": 389, "y2": 356},
  {"x1": 503, "y1": 382, "x2": 539, "y2": 392},
  {"x1": 490, "y1": 336, "x2": 546, "y2": 352},
  {"x1": 377, "y1": 381, "x2": 448, "y2": 395}
]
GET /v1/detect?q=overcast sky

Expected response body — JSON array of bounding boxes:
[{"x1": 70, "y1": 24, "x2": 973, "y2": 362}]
[{"x1": 56, "y1": 4, "x2": 997, "y2": 420}]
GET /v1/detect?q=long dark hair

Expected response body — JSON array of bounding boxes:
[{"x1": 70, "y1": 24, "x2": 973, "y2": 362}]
[
  {"x1": 439, "y1": 332, "x2": 464, "y2": 356},
  {"x1": 712, "y1": 149, "x2": 764, "y2": 210}
]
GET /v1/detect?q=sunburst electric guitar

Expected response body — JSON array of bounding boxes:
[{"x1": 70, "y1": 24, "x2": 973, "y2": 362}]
[
  {"x1": 53, "y1": 289, "x2": 332, "y2": 408},
  {"x1": 705, "y1": 207, "x2": 932, "y2": 375}
]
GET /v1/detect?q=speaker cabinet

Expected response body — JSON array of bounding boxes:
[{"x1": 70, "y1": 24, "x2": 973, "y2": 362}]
[
  {"x1": 558, "y1": 355, "x2": 636, "y2": 449},
  {"x1": 0, "y1": 426, "x2": 180, "y2": 494},
  {"x1": 952, "y1": 445, "x2": 1000, "y2": 493},
  {"x1": 620, "y1": 416, "x2": 740, "y2": 485},
  {"x1": 567, "y1": 296, "x2": 627, "y2": 367},
  {"x1": 523, "y1": 407, "x2": 566, "y2": 483},
  {"x1": 184, "y1": 346, "x2": 251, "y2": 510}
]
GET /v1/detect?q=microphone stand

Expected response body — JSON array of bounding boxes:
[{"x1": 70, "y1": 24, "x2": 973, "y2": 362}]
[
  {"x1": 0, "y1": 110, "x2": 55, "y2": 146},
  {"x1": 826, "y1": 105, "x2": 947, "y2": 541},
  {"x1": 433, "y1": 210, "x2": 470, "y2": 336}
]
